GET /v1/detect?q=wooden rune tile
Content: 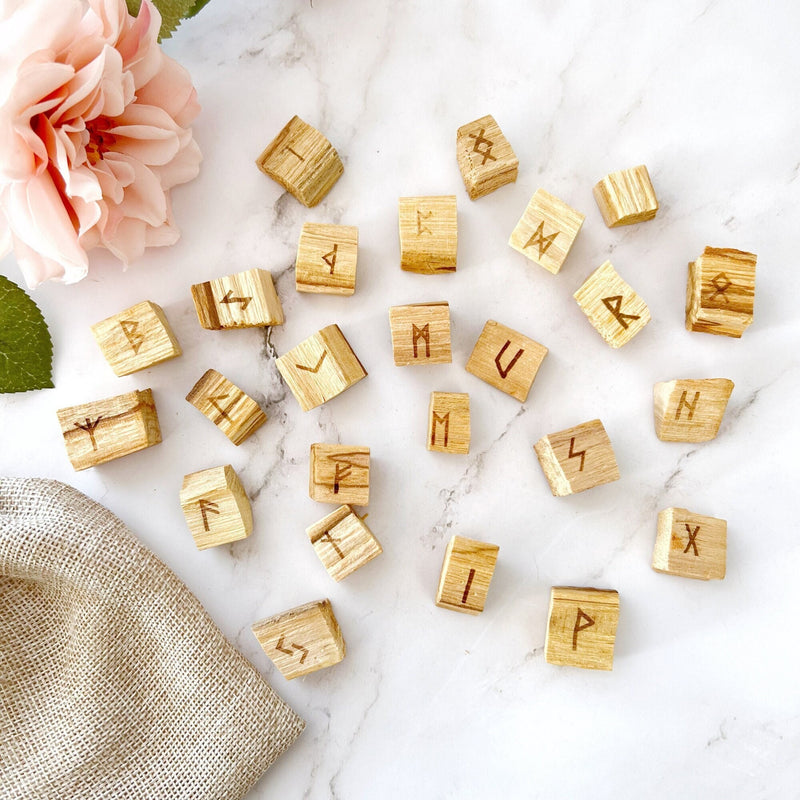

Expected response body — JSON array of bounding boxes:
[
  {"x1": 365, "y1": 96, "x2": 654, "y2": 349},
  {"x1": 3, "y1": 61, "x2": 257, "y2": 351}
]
[
  {"x1": 593, "y1": 164, "x2": 658, "y2": 227},
  {"x1": 436, "y1": 535, "x2": 499, "y2": 615},
  {"x1": 309, "y1": 444, "x2": 370, "y2": 506},
  {"x1": 653, "y1": 378, "x2": 734, "y2": 442},
  {"x1": 389, "y1": 302, "x2": 452, "y2": 366},
  {"x1": 428, "y1": 392, "x2": 470, "y2": 454},
  {"x1": 399, "y1": 195, "x2": 458, "y2": 274},
  {"x1": 456, "y1": 114, "x2": 518, "y2": 200},
  {"x1": 191, "y1": 268, "x2": 284, "y2": 330},
  {"x1": 652, "y1": 507, "x2": 727, "y2": 581},
  {"x1": 296, "y1": 222, "x2": 358, "y2": 295},
  {"x1": 306, "y1": 505, "x2": 382, "y2": 582}
]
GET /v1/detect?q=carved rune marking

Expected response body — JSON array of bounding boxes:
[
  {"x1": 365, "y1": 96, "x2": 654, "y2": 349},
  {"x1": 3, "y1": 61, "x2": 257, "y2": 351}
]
[
  {"x1": 684, "y1": 524, "x2": 700, "y2": 556},
  {"x1": 333, "y1": 462, "x2": 351, "y2": 494},
  {"x1": 708, "y1": 272, "x2": 732, "y2": 303},
  {"x1": 416, "y1": 209, "x2": 433, "y2": 235},
  {"x1": 412, "y1": 323, "x2": 431, "y2": 359},
  {"x1": 296, "y1": 351, "x2": 327, "y2": 373},
  {"x1": 120, "y1": 320, "x2": 144, "y2": 354},
  {"x1": 431, "y1": 412, "x2": 450, "y2": 448},
  {"x1": 221, "y1": 290, "x2": 252, "y2": 311},
  {"x1": 208, "y1": 392, "x2": 236, "y2": 423},
  {"x1": 494, "y1": 340, "x2": 524, "y2": 379},
  {"x1": 318, "y1": 531, "x2": 345, "y2": 560},
  {"x1": 572, "y1": 608, "x2": 595, "y2": 650},
  {"x1": 601, "y1": 295, "x2": 641, "y2": 329},
  {"x1": 467, "y1": 128, "x2": 496, "y2": 165},
  {"x1": 74, "y1": 417, "x2": 103, "y2": 450},
  {"x1": 567, "y1": 436, "x2": 586, "y2": 472},
  {"x1": 322, "y1": 243, "x2": 338, "y2": 274},
  {"x1": 524, "y1": 221, "x2": 559, "y2": 259},
  {"x1": 275, "y1": 636, "x2": 309, "y2": 663},
  {"x1": 675, "y1": 390, "x2": 700, "y2": 421},
  {"x1": 462, "y1": 568, "x2": 476, "y2": 604},
  {"x1": 199, "y1": 499, "x2": 220, "y2": 531},
  {"x1": 285, "y1": 146, "x2": 305, "y2": 162}
]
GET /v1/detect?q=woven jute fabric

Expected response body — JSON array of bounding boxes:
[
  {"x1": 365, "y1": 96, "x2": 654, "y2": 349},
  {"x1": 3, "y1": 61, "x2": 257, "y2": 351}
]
[{"x1": 0, "y1": 477, "x2": 304, "y2": 800}]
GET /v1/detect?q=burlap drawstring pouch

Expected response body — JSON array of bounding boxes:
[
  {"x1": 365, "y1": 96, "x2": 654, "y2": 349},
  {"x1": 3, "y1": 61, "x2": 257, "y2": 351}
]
[{"x1": 0, "y1": 477, "x2": 304, "y2": 800}]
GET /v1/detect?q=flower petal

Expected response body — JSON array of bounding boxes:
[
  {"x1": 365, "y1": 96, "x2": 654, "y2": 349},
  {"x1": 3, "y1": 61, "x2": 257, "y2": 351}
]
[{"x1": 136, "y1": 54, "x2": 200, "y2": 128}]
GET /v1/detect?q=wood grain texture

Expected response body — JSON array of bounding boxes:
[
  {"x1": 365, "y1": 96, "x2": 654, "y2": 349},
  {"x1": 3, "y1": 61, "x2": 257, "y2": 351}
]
[
  {"x1": 57, "y1": 389, "x2": 162, "y2": 471},
  {"x1": 427, "y1": 392, "x2": 470, "y2": 454},
  {"x1": 389, "y1": 302, "x2": 452, "y2": 366},
  {"x1": 573, "y1": 260, "x2": 651, "y2": 348},
  {"x1": 306, "y1": 504, "x2": 382, "y2": 582},
  {"x1": 180, "y1": 464, "x2": 253, "y2": 550},
  {"x1": 309, "y1": 444, "x2": 370, "y2": 505},
  {"x1": 255, "y1": 115, "x2": 343, "y2": 207},
  {"x1": 185, "y1": 369, "x2": 267, "y2": 445},
  {"x1": 545, "y1": 587, "x2": 620, "y2": 671},
  {"x1": 534, "y1": 418, "x2": 620, "y2": 496},
  {"x1": 456, "y1": 114, "x2": 518, "y2": 200},
  {"x1": 465, "y1": 319, "x2": 548, "y2": 402},
  {"x1": 686, "y1": 246, "x2": 756, "y2": 338},
  {"x1": 295, "y1": 222, "x2": 358, "y2": 295},
  {"x1": 653, "y1": 378, "x2": 734, "y2": 442},
  {"x1": 592, "y1": 164, "x2": 658, "y2": 227},
  {"x1": 653, "y1": 507, "x2": 727, "y2": 581},
  {"x1": 509, "y1": 188, "x2": 585, "y2": 274},
  {"x1": 398, "y1": 195, "x2": 457, "y2": 274},
  {"x1": 435, "y1": 535, "x2": 499, "y2": 615},
  {"x1": 191, "y1": 268, "x2": 284, "y2": 330},
  {"x1": 91, "y1": 301, "x2": 181, "y2": 376},
  {"x1": 252, "y1": 599, "x2": 345, "y2": 680}
]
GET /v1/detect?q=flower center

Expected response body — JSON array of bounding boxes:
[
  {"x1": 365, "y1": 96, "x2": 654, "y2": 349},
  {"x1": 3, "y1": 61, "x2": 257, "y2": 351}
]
[{"x1": 85, "y1": 117, "x2": 116, "y2": 165}]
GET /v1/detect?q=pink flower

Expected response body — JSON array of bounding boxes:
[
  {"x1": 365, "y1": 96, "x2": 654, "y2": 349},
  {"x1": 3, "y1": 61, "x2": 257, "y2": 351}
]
[{"x1": 0, "y1": 0, "x2": 201, "y2": 287}]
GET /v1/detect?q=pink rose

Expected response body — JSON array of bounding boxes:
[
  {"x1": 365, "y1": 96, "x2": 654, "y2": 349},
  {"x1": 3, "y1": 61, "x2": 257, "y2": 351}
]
[{"x1": 0, "y1": 0, "x2": 202, "y2": 287}]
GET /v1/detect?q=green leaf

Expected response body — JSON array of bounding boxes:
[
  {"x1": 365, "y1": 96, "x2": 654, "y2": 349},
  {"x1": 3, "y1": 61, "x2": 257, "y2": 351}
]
[
  {"x1": 125, "y1": 0, "x2": 199, "y2": 41},
  {"x1": 186, "y1": 0, "x2": 213, "y2": 19},
  {"x1": 0, "y1": 275, "x2": 54, "y2": 393}
]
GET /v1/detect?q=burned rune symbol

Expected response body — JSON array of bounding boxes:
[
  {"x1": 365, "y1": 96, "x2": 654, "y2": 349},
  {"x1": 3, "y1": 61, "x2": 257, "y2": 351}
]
[
  {"x1": 462, "y1": 568, "x2": 476, "y2": 604},
  {"x1": 199, "y1": 499, "x2": 220, "y2": 531},
  {"x1": 675, "y1": 390, "x2": 700, "y2": 421},
  {"x1": 601, "y1": 295, "x2": 641, "y2": 329},
  {"x1": 572, "y1": 608, "x2": 595, "y2": 650},
  {"x1": 412, "y1": 323, "x2": 431, "y2": 358},
  {"x1": 467, "y1": 128, "x2": 496, "y2": 165},
  {"x1": 275, "y1": 636, "x2": 309, "y2": 663},
  {"x1": 524, "y1": 221, "x2": 559, "y2": 259},
  {"x1": 221, "y1": 290, "x2": 252, "y2": 311},
  {"x1": 683, "y1": 524, "x2": 700, "y2": 556},
  {"x1": 431, "y1": 412, "x2": 450, "y2": 448},
  {"x1": 74, "y1": 417, "x2": 103, "y2": 450},
  {"x1": 416, "y1": 209, "x2": 433, "y2": 235},
  {"x1": 285, "y1": 146, "x2": 305, "y2": 162},
  {"x1": 318, "y1": 531, "x2": 345, "y2": 560},
  {"x1": 322, "y1": 244, "x2": 338, "y2": 274},
  {"x1": 296, "y1": 351, "x2": 327, "y2": 373},
  {"x1": 333, "y1": 462, "x2": 351, "y2": 494},
  {"x1": 708, "y1": 272, "x2": 732, "y2": 303},
  {"x1": 208, "y1": 392, "x2": 236, "y2": 423},
  {"x1": 119, "y1": 320, "x2": 144, "y2": 354},
  {"x1": 494, "y1": 340, "x2": 524, "y2": 379},
  {"x1": 567, "y1": 437, "x2": 586, "y2": 472}
]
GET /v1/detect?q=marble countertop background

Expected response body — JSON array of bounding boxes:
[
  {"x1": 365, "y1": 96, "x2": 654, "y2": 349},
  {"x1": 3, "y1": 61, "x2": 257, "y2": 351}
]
[{"x1": 2, "y1": 1, "x2": 800, "y2": 797}]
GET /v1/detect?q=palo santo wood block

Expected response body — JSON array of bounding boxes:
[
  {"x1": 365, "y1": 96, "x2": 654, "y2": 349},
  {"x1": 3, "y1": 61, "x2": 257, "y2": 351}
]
[
  {"x1": 428, "y1": 392, "x2": 470, "y2": 454},
  {"x1": 306, "y1": 505, "x2": 382, "y2": 582},
  {"x1": 686, "y1": 246, "x2": 757, "y2": 338},
  {"x1": 398, "y1": 195, "x2": 457, "y2": 274},
  {"x1": 252, "y1": 599, "x2": 345, "y2": 680},
  {"x1": 592, "y1": 164, "x2": 658, "y2": 227},
  {"x1": 436, "y1": 535, "x2": 499, "y2": 615},
  {"x1": 389, "y1": 302, "x2": 452, "y2": 366},
  {"x1": 534, "y1": 419, "x2": 620, "y2": 496},
  {"x1": 180, "y1": 465, "x2": 253, "y2": 550},
  {"x1": 91, "y1": 301, "x2": 181, "y2": 376},
  {"x1": 295, "y1": 222, "x2": 358, "y2": 295},
  {"x1": 509, "y1": 188, "x2": 585, "y2": 274},
  {"x1": 191, "y1": 268, "x2": 284, "y2": 330},
  {"x1": 653, "y1": 378, "x2": 734, "y2": 442},
  {"x1": 255, "y1": 115, "x2": 343, "y2": 207},
  {"x1": 465, "y1": 319, "x2": 548, "y2": 402},
  {"x1": 186, "y1": 369, "x2": 267, "y2": 445},
  {"x1": 456, "y1": 114, "x2": 518, "y2": 200},
  {"x1": 276, "y1": 324, "x2": 367, "y2": 412},
  {"x1": 57, "y1": 389, "x2": 161, "y2": 471},
  {"x1": 545, "y1": 587, "x2": 620, "y2": 671},
  {"x1": 653, "y1": 507, "x2": 727, "y2": 581},
  {"x1": 309, "y1": 444, "x2": 370, "y2": 506},
  {"x1": 573, "y1": 261, "x2": 651, "y2": 348}
]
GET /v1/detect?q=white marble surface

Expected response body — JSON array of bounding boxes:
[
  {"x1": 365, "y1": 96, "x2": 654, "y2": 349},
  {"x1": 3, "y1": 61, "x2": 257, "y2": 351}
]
[{"x1": 2, "y1": 1, "x2": 800, "y2": 797}]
